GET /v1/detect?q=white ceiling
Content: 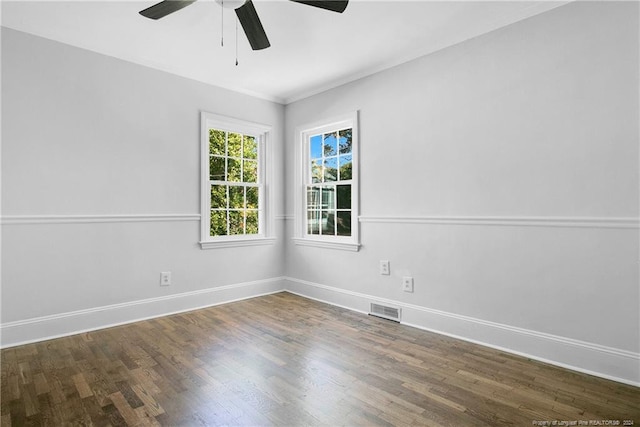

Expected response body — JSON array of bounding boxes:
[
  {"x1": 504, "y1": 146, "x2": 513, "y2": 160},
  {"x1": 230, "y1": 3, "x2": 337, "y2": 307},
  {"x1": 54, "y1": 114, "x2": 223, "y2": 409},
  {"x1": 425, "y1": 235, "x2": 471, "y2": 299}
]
[{"x1": 1, "y1": 0, "x2": 568, "y2": 104}]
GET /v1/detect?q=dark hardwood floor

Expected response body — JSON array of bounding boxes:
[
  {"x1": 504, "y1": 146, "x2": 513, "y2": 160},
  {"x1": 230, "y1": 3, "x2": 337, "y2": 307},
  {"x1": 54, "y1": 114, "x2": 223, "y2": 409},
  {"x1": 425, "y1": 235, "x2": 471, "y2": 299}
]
[{"x1": 1, "y1": 292, "x2": 639, "y2": 426}]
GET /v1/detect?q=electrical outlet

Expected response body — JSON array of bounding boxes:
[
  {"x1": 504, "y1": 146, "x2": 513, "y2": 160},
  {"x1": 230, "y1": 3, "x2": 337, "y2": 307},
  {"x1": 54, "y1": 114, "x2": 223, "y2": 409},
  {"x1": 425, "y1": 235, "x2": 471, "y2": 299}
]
[
  {"x1": 402, "y1": 276, "x2": 414, "y2": 293},
  {"x1": 160, "y1": 272, "x2": 171, "y2": 286},
  {"x1": 379, "y1": 260, "x2": 390, "y2": 275}
]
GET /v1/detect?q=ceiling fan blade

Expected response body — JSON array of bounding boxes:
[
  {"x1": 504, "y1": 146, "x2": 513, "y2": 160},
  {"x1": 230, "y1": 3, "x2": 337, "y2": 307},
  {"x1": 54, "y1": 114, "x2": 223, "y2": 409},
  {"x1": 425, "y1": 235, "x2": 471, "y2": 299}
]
[
  {"x1": 289, "y1": 0, "x2": 348, "y2": 13},
  {"x1": 235, "y1": 0, "x2": 271, "y2": 50},
  {"x1": 139, "y1": 0, "x2": 197, "y2": 20}
]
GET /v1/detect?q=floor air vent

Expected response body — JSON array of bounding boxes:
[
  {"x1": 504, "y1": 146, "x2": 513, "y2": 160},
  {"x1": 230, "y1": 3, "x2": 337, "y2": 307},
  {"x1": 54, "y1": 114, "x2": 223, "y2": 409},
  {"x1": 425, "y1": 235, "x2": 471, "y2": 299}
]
[{"x1": 370, "y1": 303, "x2": 401, "y2": 322}]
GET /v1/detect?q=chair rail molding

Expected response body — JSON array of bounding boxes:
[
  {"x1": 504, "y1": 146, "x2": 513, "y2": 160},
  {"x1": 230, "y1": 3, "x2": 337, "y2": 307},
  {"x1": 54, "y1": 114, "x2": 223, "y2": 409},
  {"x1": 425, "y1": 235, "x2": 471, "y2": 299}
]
[
  {"x1": 358, "y1": 215, "x2": 639, "y2": 229},
  {"x1": 1, "y1": 213, "x2": 201, "y2": 225}
]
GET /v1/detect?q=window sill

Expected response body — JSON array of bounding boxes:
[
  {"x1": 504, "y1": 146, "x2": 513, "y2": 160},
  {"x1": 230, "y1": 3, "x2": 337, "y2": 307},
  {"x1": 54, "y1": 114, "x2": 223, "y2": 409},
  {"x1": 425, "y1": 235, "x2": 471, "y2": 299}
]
[
  {"x1": 292, "y1": 238, "x2": 361, "y2": 252},
  {"x1": 200, "y1": 237, "x2": 276, "y2": 249}
]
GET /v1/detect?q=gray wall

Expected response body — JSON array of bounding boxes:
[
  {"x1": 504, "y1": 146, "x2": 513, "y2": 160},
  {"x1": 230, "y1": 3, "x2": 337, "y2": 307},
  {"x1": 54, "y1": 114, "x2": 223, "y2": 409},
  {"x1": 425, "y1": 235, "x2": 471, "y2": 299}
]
[
  {"x1": 1, "y1": 27, "x2": 286, "y2": 323},
  {"x1": 284, "y1": 1, "x2": 639, "y2": 352}
]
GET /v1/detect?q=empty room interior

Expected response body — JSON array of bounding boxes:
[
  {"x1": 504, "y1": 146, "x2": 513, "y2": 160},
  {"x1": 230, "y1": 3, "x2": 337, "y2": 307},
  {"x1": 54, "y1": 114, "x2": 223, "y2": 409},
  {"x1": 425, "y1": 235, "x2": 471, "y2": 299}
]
[{"x1": 1, "y1": 0, "x2": 639, "y2": 425}]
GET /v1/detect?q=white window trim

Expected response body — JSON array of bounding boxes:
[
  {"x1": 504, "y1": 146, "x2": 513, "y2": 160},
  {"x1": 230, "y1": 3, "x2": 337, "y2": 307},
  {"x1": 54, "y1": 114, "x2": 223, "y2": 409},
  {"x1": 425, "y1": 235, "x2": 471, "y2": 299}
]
[
  {"x1": 293, "y1": 111, "x2": 360, "y2": 252},
  {"x1": 200, "y1": 112, "x2": 275, "y2": 249}
]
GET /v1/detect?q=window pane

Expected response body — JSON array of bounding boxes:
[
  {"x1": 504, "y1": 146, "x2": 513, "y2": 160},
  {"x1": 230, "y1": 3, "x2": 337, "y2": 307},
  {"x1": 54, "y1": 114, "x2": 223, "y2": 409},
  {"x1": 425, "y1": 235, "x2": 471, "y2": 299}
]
[
  {"x1": 299, "y1": 119, "x2": 356, "y2": 244},
  {"x1": 229, "y1": 186, "x2": 244, "y2": 209},
  {"x1": 338, "y1": 128, "x2": 352, "y2": 154},
  {"x1": 337, "y1": 211, "x2": 351, "y2": 236},
  {"x1": 307, "y1": 186, "x2": 320, "y2": 210},
  {"x1": 322, "y1": 211, "x2": 335, "y2": 235},
  {"x1": 323, "y1": 132, "x2": 337, "y2": 156},
  {"x1": 246, "y1": 210, "x2": 259, "y2": 234},
  {"x1": 324, "y1": 157, "x2": 338, "y2": 182},
  {"x1": 210, "y1": 210, "x2": 227, "y2": 236},
  {"x1": 339, "y1": 155, "x2": 352, "y2": 180},
  {"x1": 311, "y1": 159, "x2": 322, "y2": 183},
  {"x1": 337, "y1": 185, "x2": 351, "y2": 210},
  {"x1": 307, "y1": 210, "x2": 320, "y2": 234},
  {"x1": 202, "y1": 115, "x2": 267, "y2": 244},
  {"x1": 246, "y1": 186, "x2": 259, "y2": 209},
  {"x1": 211, "y1": 185, "x2": 227, "y2": 208},
  {"x1": 210, "y1": 156, "x2": 225, "y2": 181},
  {"x1": 322, "y1": 187, "x2": 335, "y2": 210},
  {"x1": 209, "y1": 129, "x2": 226, "y2": 156},
  {"x1": 310, "y1": 134, "x2": 322, "y2": 159},
  {"x1": 229, "y1": 210, "x2": 244, "y2": 235},
  {"x1": 228, "y1": 132, "x2": 242, "y2": 157},
  {"x1": 243, "y1": 135, "x2": 257, "y2": 159},
  {"x1": 227, "y1": 158, "x2": 241, "y2": 181},
  {"x1": 243, "y1": 160, "x2": 258, "y2": 183}
]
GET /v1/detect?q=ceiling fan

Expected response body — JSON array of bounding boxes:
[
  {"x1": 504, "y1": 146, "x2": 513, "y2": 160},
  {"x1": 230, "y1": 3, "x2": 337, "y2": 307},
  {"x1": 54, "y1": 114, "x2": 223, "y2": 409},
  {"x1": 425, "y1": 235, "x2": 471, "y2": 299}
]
[{"x1": 139, "y1": 0, "x2": 349, "y2": 50}]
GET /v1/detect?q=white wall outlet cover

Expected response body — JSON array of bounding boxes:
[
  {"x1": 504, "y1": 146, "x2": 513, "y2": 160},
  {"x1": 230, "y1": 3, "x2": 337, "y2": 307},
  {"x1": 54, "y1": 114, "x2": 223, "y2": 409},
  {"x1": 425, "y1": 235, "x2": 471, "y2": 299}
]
[
  {"x1": 402, "y1": 276, "x2": 414, "y2": 292},
  {"x1": 160, "y1": 272, "x2": 172, "y2": 286},
  {"x1": 380, "y1": 260, "x2": 390, "y2": 275}
]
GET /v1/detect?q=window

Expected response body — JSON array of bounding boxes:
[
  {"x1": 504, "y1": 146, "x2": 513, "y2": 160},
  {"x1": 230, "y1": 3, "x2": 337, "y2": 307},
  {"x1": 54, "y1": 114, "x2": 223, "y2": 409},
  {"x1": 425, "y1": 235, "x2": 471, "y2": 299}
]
[
  {"x1": 294, "y1": 111, "x2": 359, "y2": 251},
  {"x1": 200, "y1": 112, "x2": 274, "y2": 249}
]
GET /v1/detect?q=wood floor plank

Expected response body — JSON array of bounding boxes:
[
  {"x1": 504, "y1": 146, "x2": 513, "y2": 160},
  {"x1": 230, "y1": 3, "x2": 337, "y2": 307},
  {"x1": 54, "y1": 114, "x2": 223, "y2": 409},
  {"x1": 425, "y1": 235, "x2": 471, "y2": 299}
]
[
  {"x1": 20, "y1": 383, "x2": 39, "y2": 417},
  {"x1": 2, "y1": 292, "x2": 639, "y2": 426},
  {"x1": 109, "y1": 390, "x2": 145, "y2": 426},
  {"x1": 130, "y1": 383, "x2": 165, "y2": 416},
  {"x1": 71, "y1": 373, "x2": 94, "y2": 399}
]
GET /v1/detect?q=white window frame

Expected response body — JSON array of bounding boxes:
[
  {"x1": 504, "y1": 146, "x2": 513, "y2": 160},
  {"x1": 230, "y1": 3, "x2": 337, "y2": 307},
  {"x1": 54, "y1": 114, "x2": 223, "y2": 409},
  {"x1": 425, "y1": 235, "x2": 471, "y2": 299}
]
[
  {"x1": 293, "y1": 111, "x2": 360, "y2": 252},
  {"x1": 200, "y1": 112, "x2": 275, "y2": 249}
]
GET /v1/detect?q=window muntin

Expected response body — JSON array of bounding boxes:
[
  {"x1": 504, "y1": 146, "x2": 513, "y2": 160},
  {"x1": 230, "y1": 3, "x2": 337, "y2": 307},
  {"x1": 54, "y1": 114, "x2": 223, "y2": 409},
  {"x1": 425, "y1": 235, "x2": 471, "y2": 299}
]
[
  {"x1": 295, "y1": 111, "x2": 359, "y2": 251},
  {"x1": 306, "y1": 128, "x2": 353, "y2": 237},
  {"x1": 200, "y1": 112, "x2": 273, "y2": 249},
  {"x1": 209, "y1": 130, "x2": 261, "y2": 236}
]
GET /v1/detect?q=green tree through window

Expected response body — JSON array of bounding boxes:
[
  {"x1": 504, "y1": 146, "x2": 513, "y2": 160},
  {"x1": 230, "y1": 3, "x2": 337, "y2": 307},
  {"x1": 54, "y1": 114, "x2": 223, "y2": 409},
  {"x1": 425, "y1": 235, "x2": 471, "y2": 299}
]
[{"x1": 209, "y1": 129, "x2": 260, "y2": 236}]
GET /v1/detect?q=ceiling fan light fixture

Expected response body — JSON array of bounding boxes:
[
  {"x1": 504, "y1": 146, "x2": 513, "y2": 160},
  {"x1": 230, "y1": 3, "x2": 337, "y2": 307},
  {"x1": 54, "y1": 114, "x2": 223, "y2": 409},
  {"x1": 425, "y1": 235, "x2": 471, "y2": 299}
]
[{"x1": 215, "y1": 0, "x2": 245, "y2": 10}]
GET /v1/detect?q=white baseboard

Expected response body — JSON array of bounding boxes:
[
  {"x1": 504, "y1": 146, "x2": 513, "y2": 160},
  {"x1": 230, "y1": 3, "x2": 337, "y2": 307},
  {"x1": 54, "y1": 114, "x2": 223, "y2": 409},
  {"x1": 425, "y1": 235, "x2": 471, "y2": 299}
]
[
  {"x1": 3, "y1": 275, "x2": 638, "y2": 387},
  {"x1": 284, "y1": 277, "x2": 640, "y2": 387},
  {"x1": 0, "y1": 277, "x2": 286, "y2": 348}
]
